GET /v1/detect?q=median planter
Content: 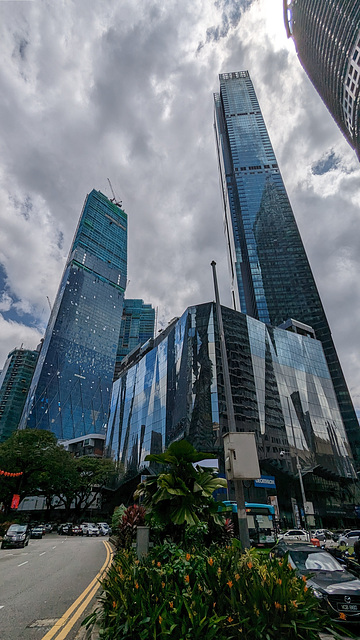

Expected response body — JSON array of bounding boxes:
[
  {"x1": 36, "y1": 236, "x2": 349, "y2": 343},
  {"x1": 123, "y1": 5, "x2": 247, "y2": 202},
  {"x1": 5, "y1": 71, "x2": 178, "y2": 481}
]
[{"x1": 84, "y1": 541, "x2": 345, "y2": 640}]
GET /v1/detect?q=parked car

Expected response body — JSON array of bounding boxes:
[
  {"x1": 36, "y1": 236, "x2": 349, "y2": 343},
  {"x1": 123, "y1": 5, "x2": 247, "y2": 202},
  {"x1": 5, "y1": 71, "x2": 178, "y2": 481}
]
[
  {"x1": 1, "y1": 524, "x2": 31, "y2": 549},
  {"x1": 30, "y1": 526, "x2": 44, "y2": 539},
  {"x1": 80, "y1": 523, "x2": 91, "y2": 535},
  {"x1": 58, "y1": 523, "x2": 72, "y2": 535},
  {"x1": 338, "y1": 530, "x2": 360, "y2": 546},
  {"x1": 97, "y1": 523, "x2": 111, "y2": 536},
  {"x1": 272, "y1": 541, "x2": 360, "y2": 623},
  {"x1": 44, "y1": 523, "x2": 53, "y2": 533},
  {"x1": 86, "y1": 524, "x2": 100, "y2": 537},
  {"x1": 277, "y1": 529, "x2": 309, "y2": 542},
  {"x1": 71, "y1": 525, "x2": 83, "y2": 536}
]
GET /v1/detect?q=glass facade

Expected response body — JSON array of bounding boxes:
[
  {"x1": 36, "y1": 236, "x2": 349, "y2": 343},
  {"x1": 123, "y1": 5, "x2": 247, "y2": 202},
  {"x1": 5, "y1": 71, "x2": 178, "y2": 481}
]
[
  {"x1": 20, "y1": 190, "x2": 127, "y2": 440},
  {"x1": 114, "y1": 299, "x2": 155, "y2": 380},
  {"x1": 0, "y1": 348, "x2": 39, "y2": 443},
  {"x1": 214, "y1": 71, "x2": 360, "y2": 463},
  {"x1": 106, "y1": 302, "x2": 354, "y2": 486},
  {"x1": 284, "y1": 0, "x2": 360, "y2": 159}
]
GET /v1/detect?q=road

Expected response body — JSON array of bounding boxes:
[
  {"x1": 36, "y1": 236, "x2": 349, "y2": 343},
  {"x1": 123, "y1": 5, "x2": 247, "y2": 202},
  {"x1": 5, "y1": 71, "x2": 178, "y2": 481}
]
[{"x1": 0, "y1": 533, "x2": 112, "y2": 640}]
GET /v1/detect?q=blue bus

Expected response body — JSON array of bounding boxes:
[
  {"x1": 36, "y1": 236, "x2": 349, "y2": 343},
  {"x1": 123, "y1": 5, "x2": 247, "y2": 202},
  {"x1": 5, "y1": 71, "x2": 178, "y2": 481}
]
[{"x1": 220, "y1": 501, "x2": 277, "y2": 547}]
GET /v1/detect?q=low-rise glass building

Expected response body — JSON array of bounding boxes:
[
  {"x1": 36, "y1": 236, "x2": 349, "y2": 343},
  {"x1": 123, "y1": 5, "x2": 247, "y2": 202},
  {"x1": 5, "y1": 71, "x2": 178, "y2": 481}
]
[{"x1": 106, "y1": 302, "x2": 356, "y2": 526}]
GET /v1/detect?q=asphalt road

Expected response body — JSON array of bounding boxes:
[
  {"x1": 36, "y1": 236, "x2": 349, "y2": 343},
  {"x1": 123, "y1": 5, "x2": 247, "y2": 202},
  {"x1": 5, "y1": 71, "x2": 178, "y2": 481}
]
[{"x1": 0, "y1": 533, "x2": 109, "y2": 640}]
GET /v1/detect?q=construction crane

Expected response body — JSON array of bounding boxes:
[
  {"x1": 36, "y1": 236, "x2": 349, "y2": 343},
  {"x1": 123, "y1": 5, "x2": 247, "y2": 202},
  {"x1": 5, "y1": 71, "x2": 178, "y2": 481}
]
[{"x1": 107, "y1": 178, "x2": 122, "y2": 208}]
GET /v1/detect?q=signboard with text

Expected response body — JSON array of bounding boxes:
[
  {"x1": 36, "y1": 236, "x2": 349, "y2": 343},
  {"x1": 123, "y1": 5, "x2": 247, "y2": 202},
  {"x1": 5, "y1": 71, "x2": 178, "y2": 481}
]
[{"x1": 254, "y1": 475, "x2": 276, "y2": 489}]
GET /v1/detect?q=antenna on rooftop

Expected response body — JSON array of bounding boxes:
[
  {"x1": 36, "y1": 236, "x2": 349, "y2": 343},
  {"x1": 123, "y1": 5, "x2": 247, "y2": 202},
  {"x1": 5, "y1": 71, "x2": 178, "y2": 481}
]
[{"x1": 107, "y1": 178, "x2": 123, "y2": 208}]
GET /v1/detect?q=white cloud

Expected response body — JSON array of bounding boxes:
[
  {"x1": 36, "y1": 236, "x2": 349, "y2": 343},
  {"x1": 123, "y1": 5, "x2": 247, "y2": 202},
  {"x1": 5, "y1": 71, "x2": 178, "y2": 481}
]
[
  {"x1": 0, "y1": 0, "x2": 358, "y2": 415},
  {"x1": 0, "y1": 314, "x2": 42, "y2": 367}
]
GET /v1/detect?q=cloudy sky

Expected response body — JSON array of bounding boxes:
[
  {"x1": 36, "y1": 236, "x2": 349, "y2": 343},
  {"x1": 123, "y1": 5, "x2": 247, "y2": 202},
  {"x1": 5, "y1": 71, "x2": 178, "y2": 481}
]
[{"x1": 0, "y1": 0, "x2": 359, "y2": 413}]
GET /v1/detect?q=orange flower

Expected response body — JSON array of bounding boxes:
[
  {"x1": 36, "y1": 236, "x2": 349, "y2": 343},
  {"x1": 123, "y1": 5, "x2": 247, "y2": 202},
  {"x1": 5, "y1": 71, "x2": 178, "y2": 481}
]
[
  {"x1": 304, "y1": 586, "x2": 308, "y2": 592},
  {"x1": 135, "y1": 582, "x2": 139, "y2": 590},
  {"x1": 228, "y1": 616, "x2": 234, "y2": 623},
  {"x1": 235, "y1": 573, "x2": 240, "y2": 581},
  {"x1": 302, "y1": 575, "x2": 307, "y2": 583},
  {"x1": 159, "y1": 615, "x2": 163, "y2": 624},
  {"x1": 169, "y1": 601, "x2": 174, "y2": 609},
  {"x1": 157, "y1": 562, "x2": 161, "y2": 568},
  {"x1": 274, "y1": 602, "x2": 281, "y2": 610},
  {"x1": 112, "y1": 601, "x2": 117, "y2": 609},
  {"x1": 247, "y1": 562, "x2": 253, "y2": 569},
  {"x1": 208, "y1": 557, "x2": 214, "y2": 566},
  {"x1": 227, "y1": 580, "x2": 233, "y2": 588},
  {"x1": 213, "y1": 602, "x2": 216, "y2": 608},
  {"x1": 291, "y1": 600, "x2": 298, "y2": 608},
  {"x1": 161, "y1": 582, "x2": 165, "y2": 589},
  {"x1": 186, "y1": 553, "x2": 191, "y2": 561},
  {"x1": 185, "y1": 574, "x2": 190, "y2": 583},
  {"x1": 277, "y1": 579, "x2": 282, "y2": 585},
  {"x1": 339, "y1": 612, "x2": 346, "y2": 621}
]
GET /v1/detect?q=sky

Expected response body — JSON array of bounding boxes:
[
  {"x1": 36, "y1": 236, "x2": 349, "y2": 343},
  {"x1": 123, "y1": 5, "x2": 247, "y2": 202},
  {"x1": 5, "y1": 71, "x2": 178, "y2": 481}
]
[{"x1": 0, "y1": 0, "x2": 359, "y2": 414}]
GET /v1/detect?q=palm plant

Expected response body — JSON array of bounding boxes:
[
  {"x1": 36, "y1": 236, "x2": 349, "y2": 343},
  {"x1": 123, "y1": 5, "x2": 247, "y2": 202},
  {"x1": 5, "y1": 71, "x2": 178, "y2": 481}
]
[{"x1": 134, "y1": 440, "x2": 227, "y2": 541}]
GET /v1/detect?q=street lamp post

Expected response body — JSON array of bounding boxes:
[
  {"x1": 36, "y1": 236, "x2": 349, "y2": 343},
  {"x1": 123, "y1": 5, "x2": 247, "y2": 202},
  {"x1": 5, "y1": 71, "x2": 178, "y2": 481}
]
[{"x1": 286, "y1": 396, "x2": 308, "y2": 530}]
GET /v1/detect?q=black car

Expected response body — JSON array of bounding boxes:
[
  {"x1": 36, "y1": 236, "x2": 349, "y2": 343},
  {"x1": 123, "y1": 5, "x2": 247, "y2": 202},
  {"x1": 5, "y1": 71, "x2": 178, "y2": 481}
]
[
  {"x1": 273, "y1": 541, "x2": 360, "y2": 623},
  {"x1": 1, "y1": 524, "x2": 31, "y2": 549},
  {"x1": 30, "y1": 526, "x2": 43, "y2": 539}
]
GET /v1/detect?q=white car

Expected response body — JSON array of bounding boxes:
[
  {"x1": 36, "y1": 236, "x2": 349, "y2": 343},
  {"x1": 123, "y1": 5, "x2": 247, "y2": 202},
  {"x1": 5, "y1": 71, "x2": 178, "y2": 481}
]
[
  {"x1": 86, "y1": 524, "x2": 100, "y2": 537},
  {"x1": 277, "y1": 529, "x2": 309, "y2": 542},
  {"x1": 97, "y1": 523, "x2": 111, "y2": 536},
  {"x1": 337, "y1": 530, "x2": 360, "y2": 546}
]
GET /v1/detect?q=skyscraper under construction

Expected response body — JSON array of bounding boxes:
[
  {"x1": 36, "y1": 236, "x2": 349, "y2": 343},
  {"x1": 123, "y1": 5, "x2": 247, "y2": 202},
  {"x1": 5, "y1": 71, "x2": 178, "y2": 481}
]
[{"x1": 20, "y1": 189, "x2": 127, "y2": 440}]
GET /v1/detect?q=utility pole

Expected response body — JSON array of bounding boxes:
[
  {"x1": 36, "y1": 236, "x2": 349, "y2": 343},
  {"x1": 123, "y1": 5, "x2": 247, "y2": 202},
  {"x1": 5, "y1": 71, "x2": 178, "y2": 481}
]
[
  {"x1": 287, "y1": 396, "x2": 308, "y2": 529},
  {"x1": 211, "y1": 260, "x2": 251, "y2": 549}
]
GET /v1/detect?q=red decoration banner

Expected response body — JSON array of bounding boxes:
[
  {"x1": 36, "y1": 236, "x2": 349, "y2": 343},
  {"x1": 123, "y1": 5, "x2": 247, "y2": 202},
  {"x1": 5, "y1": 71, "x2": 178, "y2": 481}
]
[
  {"x1": 11, "y1": 494, "x2": 21, "y2": 509},
  {"x1": 0, "y1": 470, "x2": 23, "y2": 477}
]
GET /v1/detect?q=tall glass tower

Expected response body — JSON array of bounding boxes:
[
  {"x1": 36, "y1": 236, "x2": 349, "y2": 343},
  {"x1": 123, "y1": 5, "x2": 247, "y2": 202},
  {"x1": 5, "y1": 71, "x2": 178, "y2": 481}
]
[
  {"x1": 114, "y1": 299, "x2": 155, "y2": 380},
  {"x1": 0, "y1": 347, "x2": 39, "y2": 443},
  {"x1": 214, "y1": 71, "x2": 360, "y2": 462},
  {"x1": 284, "y1": 0, "x2": 360, "y2": 159},
  {"x1": 20, "y1": 189, "x2": 127, "y2": 440}
]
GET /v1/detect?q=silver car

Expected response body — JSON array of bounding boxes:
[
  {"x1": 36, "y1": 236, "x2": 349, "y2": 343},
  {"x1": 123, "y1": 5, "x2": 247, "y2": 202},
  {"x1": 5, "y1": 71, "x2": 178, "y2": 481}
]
[
  {"x1": 337, "y1": 530, "x2": 360, "y2": 546},
  {"x1": 277, "y1": 529, "x2": 310, "y2": 542}
]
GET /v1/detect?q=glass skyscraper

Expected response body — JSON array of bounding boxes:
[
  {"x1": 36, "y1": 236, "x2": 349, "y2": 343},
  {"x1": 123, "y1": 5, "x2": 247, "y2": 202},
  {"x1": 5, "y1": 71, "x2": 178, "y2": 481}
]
[
  {"x1": 20, "y1": 189, "x2": 127, "y2": 440},
  {"x1": 0, "y1": 347, "x2": 39, "y2": 443},
  {"x1": 214, "y1": 71, "x2": 360, "y2": 462},
  {"x1": 114, "y1": 299, "x2": 155, "y2": 380},
  {"x1": 284, "y1": 0, "x2": 360, "y2": 158},
  {"x1": 106, "y1": 302, "x2": 355, "y2": 525}
]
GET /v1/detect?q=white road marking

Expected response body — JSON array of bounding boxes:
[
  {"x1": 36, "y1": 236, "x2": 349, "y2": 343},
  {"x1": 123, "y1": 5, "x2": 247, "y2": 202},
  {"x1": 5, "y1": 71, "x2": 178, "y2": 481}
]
[
  {"x1": 52, "y1": 546, "x2": 56, "y2": 549},
  {"x1": 0, "y1": 606, "x2": 4, "y2": 610},
  {"x1": 18, "y1": 561, "x2": 28, "y2": 567},
  {"x1": 39, "y1": 552, "x2": 46, "y2": 556}
]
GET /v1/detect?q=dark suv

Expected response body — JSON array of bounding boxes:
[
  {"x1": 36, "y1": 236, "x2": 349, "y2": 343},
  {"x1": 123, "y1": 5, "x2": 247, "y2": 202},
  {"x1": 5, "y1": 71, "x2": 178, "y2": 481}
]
[{"x1": 1, "y1": 524, "x2": 31, "y2": 549}]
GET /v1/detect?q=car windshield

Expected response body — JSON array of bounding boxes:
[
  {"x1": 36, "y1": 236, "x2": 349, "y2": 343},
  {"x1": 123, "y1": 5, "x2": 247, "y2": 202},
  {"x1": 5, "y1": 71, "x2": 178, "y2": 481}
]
[
  {"x1": 8, "y1": 525, "x2": 26, "y2": 532},
  {"x1": 290, "y1": 550, "x2": 344, "y2": 572}
]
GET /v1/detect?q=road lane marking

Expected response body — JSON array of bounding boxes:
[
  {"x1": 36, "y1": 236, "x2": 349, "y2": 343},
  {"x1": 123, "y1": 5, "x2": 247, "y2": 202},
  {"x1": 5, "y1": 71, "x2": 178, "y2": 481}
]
[
  {"x1": 0, "y1": 605, "x2": 4, "y2": 609},
  {"x1": 40, "y1": 540, "x2": 113, "y2": 640},
  {"x1": 18, "y1": 561, "x2": 29, "y2": 567},
  {"x1": 52, "y1": 546, "x2": 56, "y2": 549},
  {"x1": 39, "y1": 552, "x2": 46, "y2": 556}
]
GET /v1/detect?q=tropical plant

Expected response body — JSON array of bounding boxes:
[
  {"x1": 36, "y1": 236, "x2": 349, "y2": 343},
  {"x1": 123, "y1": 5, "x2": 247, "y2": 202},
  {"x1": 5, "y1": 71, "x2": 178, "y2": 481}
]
[
  {"x1": 134, "y1": 439, "x2": 227, "y2": 542},
  {"x1": 115, "y1": 504, "x2": 146, "y2": 549},
  {"x1": 84, "y1": 540, "x2": 346, "y2": 640}
]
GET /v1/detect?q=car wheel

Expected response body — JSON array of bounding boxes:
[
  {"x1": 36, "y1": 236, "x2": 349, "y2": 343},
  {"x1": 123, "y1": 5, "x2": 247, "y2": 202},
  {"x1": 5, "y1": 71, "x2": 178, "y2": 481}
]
[
  {"x1": 26, "y1": 539, "x2": 29, "y2": 546},
  {"x1": 1, "y1": 542, "x2": 5, "y2": 549}
]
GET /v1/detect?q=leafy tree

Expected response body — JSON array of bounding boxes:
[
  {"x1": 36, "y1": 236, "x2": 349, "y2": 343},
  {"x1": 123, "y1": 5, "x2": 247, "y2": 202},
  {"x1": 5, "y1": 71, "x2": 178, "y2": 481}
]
[
  {"x1": 134, "y1": 439, "x2": 227, "y2": 542},
  {"x1": 0, "y1": 430, "x2": 61, "y2": 512}
]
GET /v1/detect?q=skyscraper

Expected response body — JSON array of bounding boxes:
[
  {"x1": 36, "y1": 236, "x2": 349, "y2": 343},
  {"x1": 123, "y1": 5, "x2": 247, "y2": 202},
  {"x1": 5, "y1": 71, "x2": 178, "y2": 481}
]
[
  {"x1": 114, "y1": 299, "x2": 155, "y2": 380},
  {"x1": 0, "y1": 347, "x2": 39, "y2": 443},
  {"x1": 20, "y1": 189, "x2": 127, "y2": 440},
  {"x1": 214, "y1": 71, "x2": 360, "y2": 462},
  {"x1": 284, "y1": 0, "x2": 360, "y2": 158}
]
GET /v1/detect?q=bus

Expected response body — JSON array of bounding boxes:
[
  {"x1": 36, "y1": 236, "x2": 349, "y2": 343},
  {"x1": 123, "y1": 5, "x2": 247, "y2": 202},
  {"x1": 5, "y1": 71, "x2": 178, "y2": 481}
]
[
  {"x1": 245, "y1": 503, "x2": 277, "y2": 547},
  {"x1": 220, "y1": 501, "x2": 277, "y2": 547}
]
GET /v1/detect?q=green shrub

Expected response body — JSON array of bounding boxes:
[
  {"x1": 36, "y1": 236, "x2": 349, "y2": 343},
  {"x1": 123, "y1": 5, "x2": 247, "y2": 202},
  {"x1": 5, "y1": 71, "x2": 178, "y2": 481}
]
[{"x1": 86, "y1": 541, "x2": 344, "y2": 640}]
